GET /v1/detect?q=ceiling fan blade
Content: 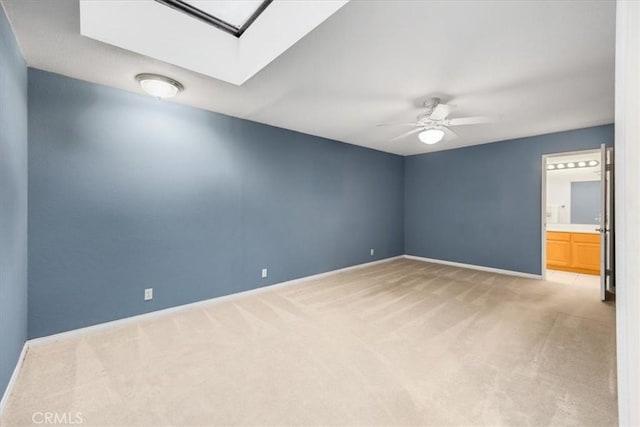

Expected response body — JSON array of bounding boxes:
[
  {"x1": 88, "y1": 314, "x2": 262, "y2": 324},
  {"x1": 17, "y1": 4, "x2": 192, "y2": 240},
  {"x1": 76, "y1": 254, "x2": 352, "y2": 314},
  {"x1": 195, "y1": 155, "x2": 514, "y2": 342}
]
[
  {"x1": 442, "y1": 127, "x2": 459, "y2": 140},
  {"x1": 429, "y1": 103, "x2": 452, "y2": 120},
  {"x1": 391, "y1": 127, "x2": 423, "y2": 141},
  {"x1": 446, "y1": 116, "x2": 492, "y2": 126},
  {"x1": 377, "y1": 122, "x2": 422, "y2": 127}
]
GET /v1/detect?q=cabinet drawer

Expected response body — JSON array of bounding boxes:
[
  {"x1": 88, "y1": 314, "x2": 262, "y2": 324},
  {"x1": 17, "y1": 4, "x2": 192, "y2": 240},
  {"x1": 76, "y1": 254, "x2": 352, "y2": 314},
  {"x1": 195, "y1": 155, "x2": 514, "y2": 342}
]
[
  {"x1": 572, "y1": 232, "x2": 600, "y2": 244},
  {"x1": 547, "y1": 231, "x2": 571, "y2": 241}
]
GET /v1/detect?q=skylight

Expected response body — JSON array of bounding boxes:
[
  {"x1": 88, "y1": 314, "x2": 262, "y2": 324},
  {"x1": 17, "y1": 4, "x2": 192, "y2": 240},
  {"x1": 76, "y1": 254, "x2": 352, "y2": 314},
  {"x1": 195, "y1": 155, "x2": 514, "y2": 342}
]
[
  {"x1": 80, "y1": 0, "x2": 350, "y2": 85},
  {"x1": 155, "y1": 0, "x2": 272, "y2": 37}
]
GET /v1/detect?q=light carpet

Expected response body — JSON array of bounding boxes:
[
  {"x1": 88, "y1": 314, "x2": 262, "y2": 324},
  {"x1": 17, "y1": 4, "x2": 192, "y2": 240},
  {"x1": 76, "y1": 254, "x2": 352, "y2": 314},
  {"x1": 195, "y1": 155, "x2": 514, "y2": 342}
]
[{"x1": 1, "y1": 258, "x2": 617, "y2": 426}]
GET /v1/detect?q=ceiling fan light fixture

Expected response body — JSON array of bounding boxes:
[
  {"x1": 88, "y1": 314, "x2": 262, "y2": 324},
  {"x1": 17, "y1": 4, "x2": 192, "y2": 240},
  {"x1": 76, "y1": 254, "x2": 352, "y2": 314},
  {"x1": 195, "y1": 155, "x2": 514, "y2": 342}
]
[
  {"x1": 136, "y1": 73, "x2": 183, "y2": 98},
  {"x1": 418, "y1": 128, "x2": 445, "y2": 145}
]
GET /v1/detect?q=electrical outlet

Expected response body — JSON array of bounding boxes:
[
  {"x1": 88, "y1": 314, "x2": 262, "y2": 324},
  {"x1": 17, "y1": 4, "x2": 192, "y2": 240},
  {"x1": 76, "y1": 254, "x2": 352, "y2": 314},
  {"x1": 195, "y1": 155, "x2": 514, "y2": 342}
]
[
  {"x1": 261, "y1": 268, "x2": 268, "y2": 278},
  {"x1": 370, "y1": 248, "x2": 375, "y2": 256},
  {"x1": 144, "y1": 288, "x2": 153, "y2": 301}
]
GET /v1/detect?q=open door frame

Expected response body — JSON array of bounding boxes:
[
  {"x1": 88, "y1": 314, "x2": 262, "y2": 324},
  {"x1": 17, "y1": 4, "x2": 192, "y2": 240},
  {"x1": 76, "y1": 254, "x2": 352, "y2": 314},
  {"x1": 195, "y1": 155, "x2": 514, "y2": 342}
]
[
  {"x1": 599, "y1": 143, "x2": 615, "y2": 301},
  {"x1": 540, "y1": 148, "x2": 607, "y2": 285}
]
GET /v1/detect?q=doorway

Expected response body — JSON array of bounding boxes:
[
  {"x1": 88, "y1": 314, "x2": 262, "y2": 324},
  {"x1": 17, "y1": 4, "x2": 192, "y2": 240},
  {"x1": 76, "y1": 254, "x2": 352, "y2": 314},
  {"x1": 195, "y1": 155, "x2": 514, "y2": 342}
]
[{"x1": 541, "y1": 145, "x2": 614, "y2": 301}]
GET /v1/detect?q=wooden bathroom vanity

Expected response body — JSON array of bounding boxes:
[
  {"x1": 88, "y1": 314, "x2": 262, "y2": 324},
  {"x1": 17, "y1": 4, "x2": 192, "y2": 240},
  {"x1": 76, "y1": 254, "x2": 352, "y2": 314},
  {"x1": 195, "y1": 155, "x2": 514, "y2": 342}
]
[{"x1": 546, "y1": 230, "x2": 600, "y2": 275}]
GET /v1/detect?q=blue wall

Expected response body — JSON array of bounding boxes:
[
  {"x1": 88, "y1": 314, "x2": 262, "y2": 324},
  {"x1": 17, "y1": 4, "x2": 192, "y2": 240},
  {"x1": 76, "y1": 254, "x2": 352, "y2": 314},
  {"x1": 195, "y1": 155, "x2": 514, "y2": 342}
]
[
  {"x1": 571, "y1": 181, "x2": 600, "y2": 224},
  {"x1": 405, "y1": 125, "x2": 614, "y2": 275},
  {"x1": 27, "y1": 69, "x2": 405, "y2": 338},
  {"x1": 24, "y1": 70, "x2": 615, "y2": 338},
  {"x1": 0, "y1": 8, "x2": 28, "y2": 399}
]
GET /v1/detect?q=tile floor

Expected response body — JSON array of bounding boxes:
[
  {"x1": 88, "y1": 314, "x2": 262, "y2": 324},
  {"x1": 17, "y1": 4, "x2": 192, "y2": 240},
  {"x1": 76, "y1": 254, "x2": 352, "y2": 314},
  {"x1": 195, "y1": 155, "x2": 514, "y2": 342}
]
[{"x1": 546, "y1": 269, "x2": 600, "y2": 287}]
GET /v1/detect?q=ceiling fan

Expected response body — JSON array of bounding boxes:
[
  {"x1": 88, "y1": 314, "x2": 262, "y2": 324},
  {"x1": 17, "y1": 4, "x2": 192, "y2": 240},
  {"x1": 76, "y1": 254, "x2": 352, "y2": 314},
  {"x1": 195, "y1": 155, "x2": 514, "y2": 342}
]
[{"x1": 378, "y1": 97, "x2": 493, "y2": 145}]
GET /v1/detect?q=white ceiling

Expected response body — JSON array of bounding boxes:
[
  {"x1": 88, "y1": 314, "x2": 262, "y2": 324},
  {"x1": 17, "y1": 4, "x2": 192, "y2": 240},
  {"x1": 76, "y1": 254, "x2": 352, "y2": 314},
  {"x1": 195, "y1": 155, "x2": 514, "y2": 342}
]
[{"x1": 1, "y1": 0, "x2": 615, "y2": 156}]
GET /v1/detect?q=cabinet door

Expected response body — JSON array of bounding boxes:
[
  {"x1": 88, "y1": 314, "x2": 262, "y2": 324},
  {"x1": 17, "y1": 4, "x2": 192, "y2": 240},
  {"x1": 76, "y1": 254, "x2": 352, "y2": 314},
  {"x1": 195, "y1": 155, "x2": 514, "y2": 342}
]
[
  {"x1": 547, "y1": 240, "x2": 571, "y2": 267},
  {"x1": 571, "y1": 233, "x2": 600, "y2": 273}
]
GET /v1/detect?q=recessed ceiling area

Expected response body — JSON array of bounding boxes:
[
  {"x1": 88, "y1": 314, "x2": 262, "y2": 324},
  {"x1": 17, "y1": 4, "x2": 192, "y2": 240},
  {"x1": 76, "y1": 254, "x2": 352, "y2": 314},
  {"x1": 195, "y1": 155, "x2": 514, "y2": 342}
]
[
  {"x1": 1, "y1": 0, "x2": 615, "y2": 156},
  {"x1": 79, "y1": 0, "x2": 347, "y2": 85},
  {"x1": 171, "y1": 0, "x2": 268, "y2": 31}
]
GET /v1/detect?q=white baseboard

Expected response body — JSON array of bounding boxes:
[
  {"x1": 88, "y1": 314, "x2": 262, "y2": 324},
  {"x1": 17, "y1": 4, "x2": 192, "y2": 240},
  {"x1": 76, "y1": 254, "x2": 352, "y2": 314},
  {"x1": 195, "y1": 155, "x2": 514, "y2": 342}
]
[
  {"x1": 27, "y1": 254, "x2": 539, "y2": 348},
  {"x1": 28, "y1": 256, "x2": 403, "y2": 347},
  {"x1": 0, "y1": 342, "x2": 28, "y2": 418},
  {"x1": 403, "y1": 254, "x2": 542, "y2": 280}
]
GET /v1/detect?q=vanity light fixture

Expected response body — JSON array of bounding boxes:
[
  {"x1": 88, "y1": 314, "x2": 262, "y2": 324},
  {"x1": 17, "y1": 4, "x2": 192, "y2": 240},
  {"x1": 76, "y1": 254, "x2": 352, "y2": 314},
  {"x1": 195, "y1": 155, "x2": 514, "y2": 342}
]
[
  {"x1": 418, "y1": 128, "x2": 445, "y2": 145},
  {"x1": 136, "y1": 73, "x2": 184, "y2": 98},
  {"x1": 547, "y1": 160, "x2": 599, "y2": 171}
]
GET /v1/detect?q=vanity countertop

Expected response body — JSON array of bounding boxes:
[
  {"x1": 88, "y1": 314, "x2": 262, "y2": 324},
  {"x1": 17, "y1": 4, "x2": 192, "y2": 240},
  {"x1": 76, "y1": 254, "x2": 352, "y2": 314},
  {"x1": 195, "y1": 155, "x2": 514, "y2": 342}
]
[{"x1": 546, "y1": 223, "x2": 600, "y2": 233}]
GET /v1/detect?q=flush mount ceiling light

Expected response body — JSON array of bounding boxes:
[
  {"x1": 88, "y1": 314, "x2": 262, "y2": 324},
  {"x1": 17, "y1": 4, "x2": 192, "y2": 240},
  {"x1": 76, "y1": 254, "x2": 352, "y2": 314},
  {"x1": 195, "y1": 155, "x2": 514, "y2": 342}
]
[
  {"x1": 418, "y1": 128, "x2": 445, "y2": 145},
  {"x1": 136, "y1": 73, "x2": 184, "y2": 98}
]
